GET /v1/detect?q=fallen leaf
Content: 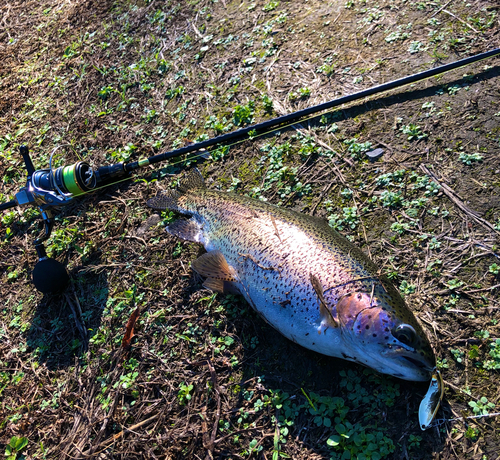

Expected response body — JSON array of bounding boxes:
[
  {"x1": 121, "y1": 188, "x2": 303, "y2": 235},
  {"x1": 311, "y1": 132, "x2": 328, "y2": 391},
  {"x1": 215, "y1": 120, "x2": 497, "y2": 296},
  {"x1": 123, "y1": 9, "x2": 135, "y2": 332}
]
[{"x1": 122, "y1": 307, "x2": 140, "y2": 349}]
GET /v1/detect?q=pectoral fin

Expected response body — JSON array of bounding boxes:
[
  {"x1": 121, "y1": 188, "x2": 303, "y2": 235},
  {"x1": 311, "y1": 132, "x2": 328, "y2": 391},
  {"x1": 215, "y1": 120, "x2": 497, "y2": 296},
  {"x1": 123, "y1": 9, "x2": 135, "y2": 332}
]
[
  {"x1": 201, "y1": 279, "x2": 241, "y2": 294},
  {"x1": 419, "y1": 369, "x2": 444, "y2": 430},
  {"x1": 310, "y1": 273, "x2": 339, "y2": 330},
  {"x1": 191, "y1": 250, "x2": 238, "y2": 282},
  {"x1": 202, "y1": 278, "x2": 225, "y2": 292}
]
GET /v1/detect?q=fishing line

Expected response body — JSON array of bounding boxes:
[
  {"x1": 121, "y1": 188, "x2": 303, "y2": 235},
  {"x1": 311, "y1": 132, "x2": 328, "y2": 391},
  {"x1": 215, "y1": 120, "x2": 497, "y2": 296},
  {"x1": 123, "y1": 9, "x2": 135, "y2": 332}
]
[
  {"x1": 74, "y1": 47, "x2": 500, "y2": 196},
  {"x1": 2, "y1": 48, "x2": 500, "y2": 293}
]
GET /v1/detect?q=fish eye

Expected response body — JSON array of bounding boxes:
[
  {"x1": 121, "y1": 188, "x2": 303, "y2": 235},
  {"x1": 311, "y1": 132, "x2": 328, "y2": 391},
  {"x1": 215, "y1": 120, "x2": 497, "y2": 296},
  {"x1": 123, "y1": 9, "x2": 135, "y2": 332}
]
[{"x1": 393, "y1": 324, "x2": 417, "y2": 347}]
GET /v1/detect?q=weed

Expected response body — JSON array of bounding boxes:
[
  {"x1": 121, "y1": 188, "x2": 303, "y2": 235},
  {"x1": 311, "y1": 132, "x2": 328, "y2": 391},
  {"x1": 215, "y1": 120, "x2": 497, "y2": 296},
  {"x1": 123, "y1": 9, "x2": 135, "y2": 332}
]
[
  {"x1": 447, "y1": 279, "x2": 464, "y2": 290},
  {"x1": 233, "y1": 101, "x2": 255, "y2": 126},
  {"x1": 465, "y1": 426, "x2": 480, "y2": 441},
  {"x1": 317, "y1": 56, "x2": 336, "y2": 76},
  {"x1": 288, "y1": 87, "x2": 311, "y2": 101},
  {"x1": 262, "y1": 94, "x2": 274, "y2": 113},
  {"x1": 488, "y1": 263, "x2": 500, "y2": 275},
  {"x1": 205, "y1": 115, "x2": 233, "y2": 134},
  {"x1": 399, "y1": 280, "x2": 416, "y2": 296},
  {"x1": 459, "y1": 152, "x2": 483, "y2": 165},
  {"x1": 327, "y1": 422, "x2": 395, "y2": 460},
  {"x1": 263, "y1": 1, "x2": 279, "y2": 12},
  {"x1": 328, "y1": 207, "x2": 359, "y2": 231},
  {"x1": 108, "y1": 142, "x2": 137, "y2": 162},
  {"x1": 451, "y1": 349, "x2": 464, "y2": 364},
  {"x1": 5, "y1": 436, "x2": 28, "y2": 460},
  {"x1": 436, "y1": 358, "x2": 449, "y2": 370},
  {"x1": 166, "y1": 85, "x2": 185, "y2": 100},
  {"x1": 379, "y1": 191, "x2": 404, "y2": 208},
  {"x1": 98, "y1": 86, "x2": 114, "y2": 100},
  {"x1": 178, "y1": 382, "x2": 194, "y2": 405},
  {"x1": 408, "y1": 41, "x2": 426, "y2": 54},
  {"x1": 343, "y1": 138, "x2": 373, "y2": 157},
  {"x1": 385, "y1": 26, "x2": 411, "y2": 43},
  {"x1": 483, "y1": 339, "x2": 500, "y2": 370},
  {"x1": 469, "y1": 397, "x2": 495, "y2": 416},
  {"x1": 399, "y1": 124, "x2": 427, "y2": 141}
]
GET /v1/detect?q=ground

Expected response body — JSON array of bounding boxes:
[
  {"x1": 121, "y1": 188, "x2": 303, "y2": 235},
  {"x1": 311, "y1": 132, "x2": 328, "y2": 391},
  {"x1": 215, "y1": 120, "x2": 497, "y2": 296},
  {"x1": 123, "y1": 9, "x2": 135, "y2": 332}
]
[{"x1": 1, "y1": 0, "x2": 500, "y2": 459}]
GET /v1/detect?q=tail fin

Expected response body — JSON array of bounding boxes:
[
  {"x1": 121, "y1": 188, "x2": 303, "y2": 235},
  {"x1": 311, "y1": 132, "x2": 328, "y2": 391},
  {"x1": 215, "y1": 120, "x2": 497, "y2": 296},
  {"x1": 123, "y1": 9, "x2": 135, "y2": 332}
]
[
  {"x1": 146, "y1": 190, "x2": 181, "y2": 211},
  {"x1": 146, "y1": 168, "x2": 205, "y2": 211}
]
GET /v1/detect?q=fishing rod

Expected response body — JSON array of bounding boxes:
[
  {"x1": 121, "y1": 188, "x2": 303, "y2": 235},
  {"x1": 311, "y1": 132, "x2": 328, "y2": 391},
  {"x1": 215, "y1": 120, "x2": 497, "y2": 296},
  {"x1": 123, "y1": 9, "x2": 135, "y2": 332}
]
[{"x1": 2, "y1": 48, "x2": 500, "y2": 294}]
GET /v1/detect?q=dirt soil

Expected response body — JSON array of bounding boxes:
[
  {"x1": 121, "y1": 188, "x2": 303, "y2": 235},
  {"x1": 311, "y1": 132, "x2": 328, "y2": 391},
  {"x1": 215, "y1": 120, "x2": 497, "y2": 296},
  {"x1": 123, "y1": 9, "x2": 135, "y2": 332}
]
[{"x1": 1, "y1": 0, "x2": 500, "y2": 459}]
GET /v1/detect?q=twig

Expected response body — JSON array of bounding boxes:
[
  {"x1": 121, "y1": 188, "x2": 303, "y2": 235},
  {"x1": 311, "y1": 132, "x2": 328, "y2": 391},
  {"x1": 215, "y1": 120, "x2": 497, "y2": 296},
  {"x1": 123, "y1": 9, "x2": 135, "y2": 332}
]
[
  {"x1": 431, "y1": 0, "x2": 453, "y2": 18},
  {"x1": 204, "y1": 359, "x2": 221, "y2": 460},
  {"x1": 420, "y1": 164, "x2": 498, "y2": 234},
  {"x1": 463, "y1": 283, "x2": 500, "y2": 294},
  {"x1": 442, "y1": 9, "x2": 479, "y2": 34},
  {"x1": 434, "y1": 412, "x2": 500, "y2": 426},
  {"x1": 309, "y1": 181, "x2": 335, "y2": 215},
  {"x1": 82, "y1": 413, "x2": 160, "y2": 456}
]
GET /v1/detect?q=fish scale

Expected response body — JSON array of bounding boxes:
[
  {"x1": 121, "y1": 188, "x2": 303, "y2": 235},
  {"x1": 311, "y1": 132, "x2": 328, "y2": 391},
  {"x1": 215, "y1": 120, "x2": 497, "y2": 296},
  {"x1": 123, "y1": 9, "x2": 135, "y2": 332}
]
[{"x1": 147, "y1": 169, "x2": 435, "y2": 382}]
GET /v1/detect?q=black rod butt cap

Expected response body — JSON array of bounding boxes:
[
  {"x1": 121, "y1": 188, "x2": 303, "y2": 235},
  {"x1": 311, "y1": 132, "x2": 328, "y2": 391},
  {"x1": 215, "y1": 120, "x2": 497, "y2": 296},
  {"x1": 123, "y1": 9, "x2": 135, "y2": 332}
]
[{"x1": 33, "y1": 258, "x2": 70, "y2": 294}]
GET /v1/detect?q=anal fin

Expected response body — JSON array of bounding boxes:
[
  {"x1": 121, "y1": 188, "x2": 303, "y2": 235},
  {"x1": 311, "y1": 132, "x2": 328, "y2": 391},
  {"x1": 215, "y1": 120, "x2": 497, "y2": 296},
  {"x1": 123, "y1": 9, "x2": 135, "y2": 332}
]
[
  {"x1": 167, "y1": 218, "x2": 203, "y2": 243},
  {"x1": 191, "y1": 250, "x2": 238, "y2": 281}
]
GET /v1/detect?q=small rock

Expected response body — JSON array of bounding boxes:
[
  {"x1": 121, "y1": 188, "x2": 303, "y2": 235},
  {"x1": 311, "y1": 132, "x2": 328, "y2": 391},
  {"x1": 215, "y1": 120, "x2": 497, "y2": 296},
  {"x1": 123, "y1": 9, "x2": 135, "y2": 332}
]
[{"x1": 365, "y1": 148, "x2": 384, "y2": 161}]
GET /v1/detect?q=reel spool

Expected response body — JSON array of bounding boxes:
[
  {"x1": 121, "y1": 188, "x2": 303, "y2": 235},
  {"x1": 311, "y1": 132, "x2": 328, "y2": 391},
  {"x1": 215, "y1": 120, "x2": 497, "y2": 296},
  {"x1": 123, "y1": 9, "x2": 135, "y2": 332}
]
[{"x1": 32, "y1": 161, "x2": 97, "y2": 197}]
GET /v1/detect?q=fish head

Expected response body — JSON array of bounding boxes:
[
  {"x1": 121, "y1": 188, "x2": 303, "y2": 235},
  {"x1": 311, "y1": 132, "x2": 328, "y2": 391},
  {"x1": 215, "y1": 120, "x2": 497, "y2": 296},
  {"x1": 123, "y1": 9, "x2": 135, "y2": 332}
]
[{"x1": 336, "y1": 280, "x2": 435, "y2": 381}]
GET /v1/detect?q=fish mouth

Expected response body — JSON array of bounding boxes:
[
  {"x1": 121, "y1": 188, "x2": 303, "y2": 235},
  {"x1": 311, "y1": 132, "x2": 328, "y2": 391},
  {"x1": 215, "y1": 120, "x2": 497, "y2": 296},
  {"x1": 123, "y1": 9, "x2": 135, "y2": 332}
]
[
  {"x1": 378, "y1": 347, "x2": 434, "y2": 381},
  {"x1": 401, "y1": 356, "x2": 433, "y2": 371},
  {"x1": 395, "y1": 355, "x2": 434, "y2": 381}
]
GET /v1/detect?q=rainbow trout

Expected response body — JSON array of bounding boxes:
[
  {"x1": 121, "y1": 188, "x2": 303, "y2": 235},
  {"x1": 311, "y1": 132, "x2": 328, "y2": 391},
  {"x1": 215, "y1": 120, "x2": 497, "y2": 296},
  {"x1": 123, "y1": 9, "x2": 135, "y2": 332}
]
[{"x1": 147, "y1": 169, "x2": 435, "y2": 382}]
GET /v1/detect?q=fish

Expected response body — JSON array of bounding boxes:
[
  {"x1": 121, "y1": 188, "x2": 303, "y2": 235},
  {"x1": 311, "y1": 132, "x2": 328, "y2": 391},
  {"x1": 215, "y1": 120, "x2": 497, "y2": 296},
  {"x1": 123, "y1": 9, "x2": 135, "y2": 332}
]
[{"x1": 147, "y1": 168, "x2": 436, "y2": 382}]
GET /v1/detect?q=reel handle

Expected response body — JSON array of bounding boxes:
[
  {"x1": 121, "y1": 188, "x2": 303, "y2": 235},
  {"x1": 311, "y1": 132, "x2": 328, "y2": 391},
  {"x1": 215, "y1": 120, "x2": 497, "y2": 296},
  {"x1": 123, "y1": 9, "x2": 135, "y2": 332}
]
[
  {"x1": 0, "y1": 200, "x2": 17, "y2": 211},
  {"x1": 19, "y1": 145, "x2": 35, "y2": 178}
]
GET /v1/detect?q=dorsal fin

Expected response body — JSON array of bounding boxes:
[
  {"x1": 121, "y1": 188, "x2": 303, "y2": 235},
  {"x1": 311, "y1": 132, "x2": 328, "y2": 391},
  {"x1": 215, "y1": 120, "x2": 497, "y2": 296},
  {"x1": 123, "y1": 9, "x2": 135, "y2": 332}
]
[{"x1": 178, "y1": 168, "x2": 206, "y2": 193}]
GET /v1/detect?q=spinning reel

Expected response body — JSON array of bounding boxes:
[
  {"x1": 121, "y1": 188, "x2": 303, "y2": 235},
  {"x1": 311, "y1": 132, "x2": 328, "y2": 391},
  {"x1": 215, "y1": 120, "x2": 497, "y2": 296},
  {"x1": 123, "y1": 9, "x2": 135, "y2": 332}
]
[{"x1": 1, "y1": 146, "x2": 130, "y2": 293}]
